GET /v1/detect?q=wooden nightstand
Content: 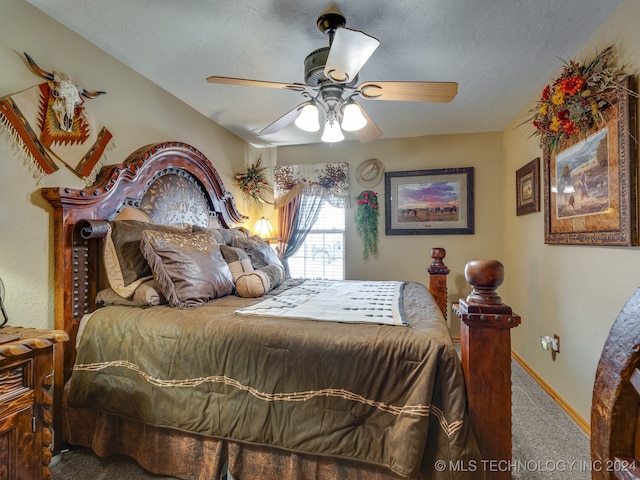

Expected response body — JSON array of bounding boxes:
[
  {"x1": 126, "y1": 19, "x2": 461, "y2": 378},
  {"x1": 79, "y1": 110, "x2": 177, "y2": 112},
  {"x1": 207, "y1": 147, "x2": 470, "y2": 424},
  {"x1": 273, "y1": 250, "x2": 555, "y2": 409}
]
[{"x1": 0, "y1": 327, "x2": 69, "y2": 480}]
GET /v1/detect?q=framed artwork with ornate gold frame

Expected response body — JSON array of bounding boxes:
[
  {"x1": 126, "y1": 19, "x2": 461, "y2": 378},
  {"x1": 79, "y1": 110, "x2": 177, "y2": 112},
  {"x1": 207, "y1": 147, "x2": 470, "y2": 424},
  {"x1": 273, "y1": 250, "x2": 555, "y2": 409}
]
[
  {"x1": 543, "y1": 77, "x2": 637, "y2": 246},
  {"x1": 516, "y1": 157, "x2": 540, "y2": 216}
]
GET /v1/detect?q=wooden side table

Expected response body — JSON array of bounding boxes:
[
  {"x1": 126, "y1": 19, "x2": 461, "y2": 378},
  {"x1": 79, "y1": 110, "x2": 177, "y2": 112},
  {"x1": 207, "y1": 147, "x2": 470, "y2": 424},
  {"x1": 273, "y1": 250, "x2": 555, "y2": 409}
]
[{"x1": 0, "y1": 326, "x2": 69, "y2": 480}]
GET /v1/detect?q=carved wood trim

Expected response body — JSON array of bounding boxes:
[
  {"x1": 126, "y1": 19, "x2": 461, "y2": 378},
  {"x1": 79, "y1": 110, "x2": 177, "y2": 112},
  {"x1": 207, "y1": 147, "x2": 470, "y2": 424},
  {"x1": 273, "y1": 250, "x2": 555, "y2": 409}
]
[
  {"x1": 452, "y1": 259, "x2": 520, "y2": 480},
  {"x1": 591, "y1": 288, "x2": 640, "y2": 480},
  {"x1": 41, "y1": 142, "x2": 247, "y2": 453},
  {"x1": 427, "y1": 247, "x2": 449, "y2": 318}
]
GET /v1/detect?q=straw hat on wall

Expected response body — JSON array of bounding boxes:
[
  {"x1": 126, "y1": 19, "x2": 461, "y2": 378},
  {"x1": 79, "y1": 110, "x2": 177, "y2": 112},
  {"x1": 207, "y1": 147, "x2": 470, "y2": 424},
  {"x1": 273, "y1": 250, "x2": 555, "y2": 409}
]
[{"x1": 355, "y1": 158, "x2": 384, "y2": 188}]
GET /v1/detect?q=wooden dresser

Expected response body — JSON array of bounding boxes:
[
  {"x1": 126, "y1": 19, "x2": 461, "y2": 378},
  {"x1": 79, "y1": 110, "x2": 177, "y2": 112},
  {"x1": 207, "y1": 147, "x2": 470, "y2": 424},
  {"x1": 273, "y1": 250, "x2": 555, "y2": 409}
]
[{"x1": 0, "y1": 327, "x2": 69, "y2": 480}]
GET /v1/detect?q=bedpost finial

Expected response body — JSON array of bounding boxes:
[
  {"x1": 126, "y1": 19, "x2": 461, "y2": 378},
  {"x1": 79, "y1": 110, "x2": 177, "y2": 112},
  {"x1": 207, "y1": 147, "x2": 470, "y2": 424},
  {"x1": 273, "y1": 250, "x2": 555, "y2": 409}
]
[
  {"x1": 464, "y1": 259, "x2": 504, "y2": 305},
  {"x1": 428, "y1": 247, "x2": 449, "y2": 274},
  {"x1": 431, "y1": 247, "x2": 446, "y2": 262}
]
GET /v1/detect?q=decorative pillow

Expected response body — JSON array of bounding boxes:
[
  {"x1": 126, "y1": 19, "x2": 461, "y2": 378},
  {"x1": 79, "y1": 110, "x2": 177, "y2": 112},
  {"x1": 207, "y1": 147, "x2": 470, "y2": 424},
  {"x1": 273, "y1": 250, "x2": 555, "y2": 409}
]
[
  {"x1": 235, "y1": 264, "x2": 286, "y2": 298},
  {"x1": 96, "y1": 279, "x2": 166, "y2": 307},
  {"x1": 114, "y1": 206, "x2": 152, "y2": 222},
  {"x1": 231, "y1": 235, "x2": 283, "y2": 270},
  {"x1": 104, "y1": 220, "x2": 190, "y2": 298},
  {"x1": 140, "y1": 230, "x2": 234, "y2": 309},
  {"x1": 220, "y1": 227, "x2": 250, "y2": 245},
  {"x1": 219, "y1": 244, "x2": 254, "y2": 281},
  {"x1": 192, "y1": 224, "x2": 226, "y2": 245},
  {"x1": 209, "y1": 228, "x2": 226, "y2": 245},
  {"x1": 208, "y1": 216, "x2": 221, "y2": 230}
]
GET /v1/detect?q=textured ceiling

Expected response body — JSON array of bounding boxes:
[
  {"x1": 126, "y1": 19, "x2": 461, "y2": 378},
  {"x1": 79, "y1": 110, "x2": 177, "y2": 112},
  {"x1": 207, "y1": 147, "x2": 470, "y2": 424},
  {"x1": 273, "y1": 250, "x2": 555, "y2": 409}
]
[{"x1": 26, "y1": 0, "x2": 623, "y2": 147}]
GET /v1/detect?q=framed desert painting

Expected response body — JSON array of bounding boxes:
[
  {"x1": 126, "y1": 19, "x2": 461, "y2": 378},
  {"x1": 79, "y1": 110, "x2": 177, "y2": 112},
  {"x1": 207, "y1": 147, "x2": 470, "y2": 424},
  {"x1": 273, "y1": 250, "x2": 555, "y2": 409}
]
[
  {"x1": 543, "y1": 77, "x2": 638, "y2": 246},
  {"x1": 385, "y1": 167, "x2": 474, "y2": 235},
  {"x1": 516, "y1": 157, "x2": 540, "y2": 216}
]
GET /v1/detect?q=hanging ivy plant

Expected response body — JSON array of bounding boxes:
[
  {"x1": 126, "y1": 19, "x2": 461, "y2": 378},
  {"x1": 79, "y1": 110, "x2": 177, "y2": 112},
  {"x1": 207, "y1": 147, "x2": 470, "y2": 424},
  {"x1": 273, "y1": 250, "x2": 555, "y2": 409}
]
[
  {"x1": 235, "y1": 156, "x2": 272, "y2": 206},
  {"x1": 355, "y1": 190, "x2": 379, "y2": 261}
]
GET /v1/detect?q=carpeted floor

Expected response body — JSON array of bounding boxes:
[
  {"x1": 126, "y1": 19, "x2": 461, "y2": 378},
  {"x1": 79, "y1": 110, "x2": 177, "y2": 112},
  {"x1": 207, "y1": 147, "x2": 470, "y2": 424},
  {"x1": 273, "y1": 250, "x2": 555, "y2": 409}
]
[
  {"x1": 510, "y1": 360, "x2": 590, "y2": 480},
  {"x1": 50, "y1": 359, "x2": 590, "y2": 480}
]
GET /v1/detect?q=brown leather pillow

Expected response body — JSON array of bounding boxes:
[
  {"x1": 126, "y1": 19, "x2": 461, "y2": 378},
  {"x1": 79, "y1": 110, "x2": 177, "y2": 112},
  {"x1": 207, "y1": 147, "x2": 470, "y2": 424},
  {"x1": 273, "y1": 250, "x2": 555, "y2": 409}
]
[
  {"x1": 140, "y1": 230, "x2": 234, "y2": 309},
  {"x1": 104, "y1": 220, "x2": 190, "y2": 298}
]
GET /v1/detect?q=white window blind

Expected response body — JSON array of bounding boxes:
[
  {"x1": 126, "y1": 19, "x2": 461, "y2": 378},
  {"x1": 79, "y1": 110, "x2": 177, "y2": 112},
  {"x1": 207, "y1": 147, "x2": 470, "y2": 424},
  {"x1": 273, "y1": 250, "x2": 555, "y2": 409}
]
[{"x1": 287, "y1": 200, "x2": 345, "y2": 280}]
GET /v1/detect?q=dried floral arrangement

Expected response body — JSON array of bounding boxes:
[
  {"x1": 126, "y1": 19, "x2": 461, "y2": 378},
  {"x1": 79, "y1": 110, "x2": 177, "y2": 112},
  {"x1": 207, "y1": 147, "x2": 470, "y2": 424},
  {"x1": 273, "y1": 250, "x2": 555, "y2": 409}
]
[
  {"x1": 355, "y1": 190, "x2": 379, "y2": 261},
  {"x1": 235, "y1": 156, "x2": 272, "y2": 205},
  {"x1": 528, "y1": 45, "x2": 632, "y2": 152}
]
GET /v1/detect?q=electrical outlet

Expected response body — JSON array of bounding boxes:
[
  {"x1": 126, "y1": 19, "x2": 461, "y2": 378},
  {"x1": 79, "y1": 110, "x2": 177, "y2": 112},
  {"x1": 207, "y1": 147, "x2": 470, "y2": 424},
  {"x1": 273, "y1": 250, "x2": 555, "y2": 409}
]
[
  {"x1": 539, "y1": 334, "x2": 560, "y2": 359},
  {"x1": 539, "y1": 335, "x2": 553, "y2": 350}
]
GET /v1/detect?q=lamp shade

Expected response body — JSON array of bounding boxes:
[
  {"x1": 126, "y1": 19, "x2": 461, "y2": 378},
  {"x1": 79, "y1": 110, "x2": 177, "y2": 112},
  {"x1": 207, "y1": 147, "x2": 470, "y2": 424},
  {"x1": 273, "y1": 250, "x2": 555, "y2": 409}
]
[
  {"x1": 341, "y1": 102, "x2": 367, "y2": 131},
  {"x1": 321, "y1": 119, "x2": 344, "y2": 143},
  {"x1": 251, "y1": 217, "x2": 278, "y2": 239},
  {"x1": 295, "y1": 103, "x2": 321, "y2": 132}
]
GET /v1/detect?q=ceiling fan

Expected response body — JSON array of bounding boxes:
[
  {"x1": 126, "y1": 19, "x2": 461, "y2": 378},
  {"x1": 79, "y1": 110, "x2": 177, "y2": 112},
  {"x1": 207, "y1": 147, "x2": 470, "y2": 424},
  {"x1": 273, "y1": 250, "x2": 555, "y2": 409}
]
[{"x1": 206, "y1": 7, "x2": 458, "y2": 143}]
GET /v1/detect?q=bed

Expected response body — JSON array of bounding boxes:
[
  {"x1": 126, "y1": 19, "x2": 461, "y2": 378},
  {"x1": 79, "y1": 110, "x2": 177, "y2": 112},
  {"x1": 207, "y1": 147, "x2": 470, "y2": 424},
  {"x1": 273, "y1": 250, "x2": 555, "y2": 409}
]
[{"x1": 42, "y1": 141, "x2": 519, "y2": 480}]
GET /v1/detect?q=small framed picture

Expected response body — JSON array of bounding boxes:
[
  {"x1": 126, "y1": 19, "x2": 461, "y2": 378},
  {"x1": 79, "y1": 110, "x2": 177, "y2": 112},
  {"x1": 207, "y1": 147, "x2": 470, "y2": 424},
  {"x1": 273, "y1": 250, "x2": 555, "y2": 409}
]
[{"x1": 516, "y1": 158, "x2": 540, "y2": 216}]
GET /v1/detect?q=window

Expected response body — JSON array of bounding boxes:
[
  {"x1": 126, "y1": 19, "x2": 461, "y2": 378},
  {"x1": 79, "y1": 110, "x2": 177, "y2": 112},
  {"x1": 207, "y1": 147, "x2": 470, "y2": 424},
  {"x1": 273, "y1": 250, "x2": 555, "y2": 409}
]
[{"x1": 287, "y1": 199, "x2": 345, "y2": 280}]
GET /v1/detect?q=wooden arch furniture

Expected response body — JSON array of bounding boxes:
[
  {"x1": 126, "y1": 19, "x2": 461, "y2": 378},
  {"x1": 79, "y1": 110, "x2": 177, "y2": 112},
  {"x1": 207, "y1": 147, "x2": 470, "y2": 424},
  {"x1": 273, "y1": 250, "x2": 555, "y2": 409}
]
[
  {"x1": 42, "y1": 141, "x2": 519, "y2": 480},
  {"x1": 592, "y1": 287, "x2": 640, "y2": 479}
]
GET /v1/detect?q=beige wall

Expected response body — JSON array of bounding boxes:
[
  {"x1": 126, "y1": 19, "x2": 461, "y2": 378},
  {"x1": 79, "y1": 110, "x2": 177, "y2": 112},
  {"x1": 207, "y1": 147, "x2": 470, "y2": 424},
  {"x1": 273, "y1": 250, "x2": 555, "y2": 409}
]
[
  {"x1": 502, "y1": 0, "x2": 640, "y2": 423},
  {"x1": 0, "y1": 0, "x2": 248, "y2": 330}
]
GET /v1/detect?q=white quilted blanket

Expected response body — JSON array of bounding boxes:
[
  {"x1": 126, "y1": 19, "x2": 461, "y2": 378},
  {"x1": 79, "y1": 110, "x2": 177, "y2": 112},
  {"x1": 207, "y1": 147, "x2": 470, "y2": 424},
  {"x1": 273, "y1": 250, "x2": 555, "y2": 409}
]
[{"x1": 235, "y1": 279, "x2": 406, "y2": 326}]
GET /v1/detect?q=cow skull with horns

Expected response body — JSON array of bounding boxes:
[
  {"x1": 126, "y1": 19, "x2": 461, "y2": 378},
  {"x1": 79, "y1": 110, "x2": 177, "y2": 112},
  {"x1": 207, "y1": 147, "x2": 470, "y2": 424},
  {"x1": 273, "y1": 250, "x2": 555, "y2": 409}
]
[{"x1": 23, "y1": 52, "x2": 105, "y2": 132}]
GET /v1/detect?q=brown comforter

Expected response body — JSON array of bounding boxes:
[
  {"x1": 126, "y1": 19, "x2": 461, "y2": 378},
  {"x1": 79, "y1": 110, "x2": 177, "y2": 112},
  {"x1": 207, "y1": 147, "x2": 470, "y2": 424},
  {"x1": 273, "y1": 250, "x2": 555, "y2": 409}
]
[{"x1": 68, "y1": 280, "x2": 480, "y2": 478}]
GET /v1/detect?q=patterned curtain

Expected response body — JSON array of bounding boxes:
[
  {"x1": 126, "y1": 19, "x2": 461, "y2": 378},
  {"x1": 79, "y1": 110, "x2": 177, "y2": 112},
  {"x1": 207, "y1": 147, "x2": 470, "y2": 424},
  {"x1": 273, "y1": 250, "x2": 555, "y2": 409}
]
[
  {"x1": 274, "y1": 163, "x2": 349, "y2": 276},
  {"x1": 274, "y1": 163, "x2": 350, "y2": 209},
  {"x1": 277, "y1": 185, "x2": 325, "y2": 276}
]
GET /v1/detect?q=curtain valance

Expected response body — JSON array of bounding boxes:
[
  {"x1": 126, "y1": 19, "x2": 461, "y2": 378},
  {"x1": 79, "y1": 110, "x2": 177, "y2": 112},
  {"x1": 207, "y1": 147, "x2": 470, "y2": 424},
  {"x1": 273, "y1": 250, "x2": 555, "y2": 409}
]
[{"x1": 273, "y1": 162, "x2": 350, "y2": 208}]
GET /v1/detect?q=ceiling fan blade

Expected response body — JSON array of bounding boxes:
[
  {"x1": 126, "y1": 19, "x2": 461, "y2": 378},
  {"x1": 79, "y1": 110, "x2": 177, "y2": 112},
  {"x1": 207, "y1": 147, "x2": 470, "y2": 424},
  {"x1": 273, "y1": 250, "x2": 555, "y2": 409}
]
[
  {"x1": 206, "y1": 76, "x2": 307, "y2": 92},
  {"x1": 352, "y1": 102, "x2": 382, "y2": 143},
  {"x1": 259, "y1": 101, "x2": 311, "y2": 136},
  {"x1": 324, "y1": 28, "x2": 380, "y2": 83},
  {"x1": 358, "y1": 81, "x2": 458, "y2": 103}
]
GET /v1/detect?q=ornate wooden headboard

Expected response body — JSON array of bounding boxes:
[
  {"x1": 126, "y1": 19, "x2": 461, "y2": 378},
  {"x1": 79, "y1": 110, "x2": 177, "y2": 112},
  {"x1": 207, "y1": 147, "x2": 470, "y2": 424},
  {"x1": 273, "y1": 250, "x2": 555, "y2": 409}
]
[{"x1": 41, "y1": 141, "x2": 247, "y2": 379}]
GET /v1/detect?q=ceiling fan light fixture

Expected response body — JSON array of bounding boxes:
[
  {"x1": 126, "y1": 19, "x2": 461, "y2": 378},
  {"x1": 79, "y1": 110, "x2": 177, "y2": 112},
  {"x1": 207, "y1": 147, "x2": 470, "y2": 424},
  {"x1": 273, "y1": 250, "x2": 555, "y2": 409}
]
[
  {"x1": 207, "y1": 10, "x2": 455, "y2": 145},
  {"x1": 341, "y1": 101, "x2": 367, "y2": 131},
  {"x1": 295, "y1": 103, "x2": 321, "y2": 132},
  {"x1": 324, "y1": 27, "x2": 380, "y2": 84},
  {"x1": 321, "y1": 117, "x2": 344, "y2": 143}
]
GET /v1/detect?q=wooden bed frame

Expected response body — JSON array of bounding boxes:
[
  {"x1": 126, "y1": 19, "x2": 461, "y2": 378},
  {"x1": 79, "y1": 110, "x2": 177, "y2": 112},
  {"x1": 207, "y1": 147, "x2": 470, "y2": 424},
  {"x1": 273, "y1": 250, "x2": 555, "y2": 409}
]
[
  {"x1": 592, "y1": 287, "x2": 640, "y2": 480},
  {"x1": 42, "y1": 141, "x2": 521, "y2": 480}
]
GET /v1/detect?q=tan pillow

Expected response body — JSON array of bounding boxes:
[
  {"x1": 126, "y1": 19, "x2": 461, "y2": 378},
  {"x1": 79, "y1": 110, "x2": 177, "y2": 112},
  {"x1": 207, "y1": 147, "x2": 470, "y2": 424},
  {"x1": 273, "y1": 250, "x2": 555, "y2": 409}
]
[
  {"x1": 208, "y1": 216, "x2": 221, "y2": 230},
  {"x1": 140, "y1": 230, "x2": 234, "y2": 309},
  {"x1": 114, "y1": 207, "x2": 151, "y2": 222},
  {"x1": 104, "y1": 220, "x2": 190, "y2": 298},
  {"x1": 219, "y1": 244, "x2": 254, "y2": 281},
  {"x1": 235, "y1": 264, "x2": 286, "y2": 298}
]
